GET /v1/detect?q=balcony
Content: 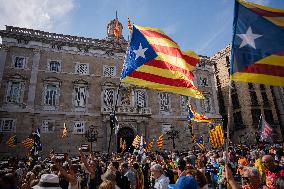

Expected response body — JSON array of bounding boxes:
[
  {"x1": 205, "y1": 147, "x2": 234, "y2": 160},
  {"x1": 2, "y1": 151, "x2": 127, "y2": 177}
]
[{"x1": 101, "y1": 106, "x2": 151, "y2": 115}]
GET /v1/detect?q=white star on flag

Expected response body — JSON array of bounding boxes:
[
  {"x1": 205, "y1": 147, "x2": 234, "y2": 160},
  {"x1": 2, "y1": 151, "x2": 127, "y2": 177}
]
[
  {"x1": 133, "y1": 43, "x2": 148, "y2": 60},
  {"x1": 237, "y1": 27, "x2": 262, "y2": 49}
]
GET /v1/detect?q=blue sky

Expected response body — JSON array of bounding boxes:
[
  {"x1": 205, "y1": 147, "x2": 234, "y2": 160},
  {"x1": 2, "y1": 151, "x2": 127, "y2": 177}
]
[
  {"x1": 67, "y1": 0, "x2": 284, "y2": 56},
  {"x1": 0, "y1": 0, "x2": 284, "y2": 56}
]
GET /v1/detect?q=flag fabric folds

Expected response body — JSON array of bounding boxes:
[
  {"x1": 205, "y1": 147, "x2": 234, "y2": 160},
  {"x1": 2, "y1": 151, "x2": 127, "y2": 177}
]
[
  {"x1": 6, "y1": 135, "x2": 17, "y2": 148},
  {"x1": 127, "y1": 17, "x2": 133, "y2": 33},
  {"x1": 259, "y1": 115, "x2": 273, "y2": 142},
  {"x1": 230, "y1": 0, "x2": 284, "y2": 86},
  {"x1": 21, "y1": 137, "x2": 34, "y2": 148},
  {"x1": 209, "y1": 125, "x2": 225, "y2": 149},
  {"x1": 187, "y1": 101, "x2": 213, "y2": 123},
  {"x1": 121, "y1": 25, "x2": 203, "y2": 98},
  {"x1": 196, "y1": 136, "x2": 205, "y2": 151},
  {"x1": 30, "y1": 128, "x2": 42, "y2": 157},
  {"x1": 157, "y1": 134, "x2": 164, "y2": 150},
  {"x1": 122, "y1": 139, "x2": 127, "y2": 152},
  {"x1": 132, "y1": 135, "x2": 141, "y2": 149},
  {"x1": 146, "y1": 139, "x2": 154, "y2": 152},
  {"x1": 113, "y1": 18, "x2": 120, "y2": 39},
  {"x1": 62, "y1": 123, "x2": 68, "y2": 138}
]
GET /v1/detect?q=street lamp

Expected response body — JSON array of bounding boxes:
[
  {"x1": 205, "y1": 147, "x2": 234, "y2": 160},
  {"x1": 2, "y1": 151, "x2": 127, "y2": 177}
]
[
  {"x1": 166, "y1": 126, "x2": 180, "y2": 149},
  {"x1": 85, "y1": 125, "x2": 98, "y2": 152}
]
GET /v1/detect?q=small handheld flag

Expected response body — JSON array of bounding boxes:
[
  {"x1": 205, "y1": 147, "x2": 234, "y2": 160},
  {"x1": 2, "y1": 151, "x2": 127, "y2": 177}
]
[
  {"x1": 259, "y1": 115, "x2": 273, "y2": 142},
  {"x1": 62, "y1": 123, "x2": 68, "y2": 138},
  {"x1": 146, "y1": 139, "x2": 154, "y2": 152},
  {"x1": 132, "y1": 135, "x2": 141, "y2": 149},
  {"x1": 196, "y1": 136, "x2": 205, "y2": 151},
  {"x1": 127, "y1": 17, "x2": 133, "y2": 33},
  {"x1": 156, "y1": 134, "x2": 164, "y2": 150},
  {"x1": 209, "y1": 125, "x2": 225, "y2": 149},
  {"x1": 6, "y1": 135, "x2": 17, "y2": 148},
  {"x1": 21, "y1": 137, "x2": 34, "y2": 148}
]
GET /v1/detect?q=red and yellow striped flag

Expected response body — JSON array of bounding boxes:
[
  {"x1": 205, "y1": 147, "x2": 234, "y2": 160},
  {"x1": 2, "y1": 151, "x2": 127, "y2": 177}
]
[
  {"x1": 121, "y1": 25, "x2": 203, "y2": 99},
  {"x1": 62, "y1": 123, "x2": 68, "y2": 138},
  {"x1": 113, "y1": 18, "x2": 120, "y2": 39},
  {"x1": 132, "y1": 135, "x2": 141, "y2": 148},
  {"x1": 156, "y1": 134, "x2": 164, "y2": 150},
  {"x1": 209, "y1": 125, "x2": 225, "y2": 149},
  {"x1": 127, "y1": 17, "x2": 133, "y2": 33},
  {"x1": 6, "y1": 135, "x2": 17, "y2": 148},
  {"x1": 21, "y1": 137, "x2": 34, "y2": 148},
  {"x1": 146, "y1": 139, "x2": 154, "y2": 152}
]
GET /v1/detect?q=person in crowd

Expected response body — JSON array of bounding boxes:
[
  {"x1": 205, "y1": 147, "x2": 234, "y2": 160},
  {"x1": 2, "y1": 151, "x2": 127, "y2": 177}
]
[
  {"x1": 119, "y1": 162, "x2": 135, "y2": 189},
  {"x1": 151, "y1": 163, "x2": 169, "y2": 189},
  {"x1": 99, "y1": 171, "x2": 119, "y2": 189},
  {"x1": 262, "y1": 155, "x2": 284, "y2": 189}
]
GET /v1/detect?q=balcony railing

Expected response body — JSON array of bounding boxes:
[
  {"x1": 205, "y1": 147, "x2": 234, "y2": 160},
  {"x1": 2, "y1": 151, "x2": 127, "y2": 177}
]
[{"x1": 101, "y1": 106, "x2": 151, "y2": 115}]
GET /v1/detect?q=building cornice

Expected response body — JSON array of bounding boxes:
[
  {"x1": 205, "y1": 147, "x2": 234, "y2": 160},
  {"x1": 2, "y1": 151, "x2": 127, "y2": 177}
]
[{"x1": 0, "y1": 26, "x2": 128, "y2": 53}]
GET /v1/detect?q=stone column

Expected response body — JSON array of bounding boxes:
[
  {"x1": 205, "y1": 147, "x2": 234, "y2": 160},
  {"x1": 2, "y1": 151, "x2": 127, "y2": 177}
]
[
  {"x1": 0, "y1": 45, "x2": 9, "y2": 89},
  {"x1": 27, "y1": 49, "x2": 41, "y2": 110}
]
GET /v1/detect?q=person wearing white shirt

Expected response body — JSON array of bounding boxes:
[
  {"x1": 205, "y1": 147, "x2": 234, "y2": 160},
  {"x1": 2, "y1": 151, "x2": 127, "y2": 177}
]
[{"x1": 151, "y1": 164, "x2": 169, "y2": 189}]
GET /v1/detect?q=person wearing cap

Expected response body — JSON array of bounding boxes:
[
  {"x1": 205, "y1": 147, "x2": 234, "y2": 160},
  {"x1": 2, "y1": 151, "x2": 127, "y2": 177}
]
[
  {"x1": 32, "y1": 174, "x2": 62, "y2": 189},
  {"x1": 151, "y1": 164, "x2": 169, "y2": 189}
]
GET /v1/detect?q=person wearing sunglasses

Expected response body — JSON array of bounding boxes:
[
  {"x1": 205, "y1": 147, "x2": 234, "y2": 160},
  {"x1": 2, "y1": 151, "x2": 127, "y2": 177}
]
[{"x1": 262, "y1": 155, "x2": 284, "y2": 189}]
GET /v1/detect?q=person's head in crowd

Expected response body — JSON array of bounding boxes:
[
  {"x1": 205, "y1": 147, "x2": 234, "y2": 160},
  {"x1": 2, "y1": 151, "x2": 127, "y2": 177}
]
[
  {"x1": 119, "y1": 162, "x2": 128, "y2": 174},
  {"x1": 241, "y1": 167, "x2": 262, "y2": 189},
  {"x1": 0, "y1": 173, "x2": 17, "y2": 189},
  {"x1": 133, "y1": 162, "x2": 140, "y2": 171},
  {"x1": 101, "y1": 170, "x2": 117, "y2": 188},
  {"x1": 151, "y1": 164, "x2": 164, "y2": 179},
  {"x1": 99, "y1": 180, "x2": 116, "y2": 189},
  {"x1": 32, "y1": 174, "x2": 61, "y2": 189},
  {"x1": 177, "y1": 159, "x2": 186, "y2": 172},
  {"x1": 110, "y1": 161, "x2": 119, "y2": 173},
  {"x1": 262, "y1": 155, "x2": 276, "y2": 171},
  {"x1": 275, "y1": 176, "x2": 284, "y2": 189},
  {"x1": 195, "y1": 159, "x2": 204, "y2": 169},
  {"x1": 186, "y1": 168, "x2": 207, "y2": 188}
]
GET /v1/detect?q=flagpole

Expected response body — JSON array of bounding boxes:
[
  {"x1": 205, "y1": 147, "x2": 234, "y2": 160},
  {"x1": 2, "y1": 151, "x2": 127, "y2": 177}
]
[
  {"x1": 107, "y1": 82, "x2": 121, "y2": 154},
  {"x1": 226, "y1": 72, "x2": 232, "y2": 164}
]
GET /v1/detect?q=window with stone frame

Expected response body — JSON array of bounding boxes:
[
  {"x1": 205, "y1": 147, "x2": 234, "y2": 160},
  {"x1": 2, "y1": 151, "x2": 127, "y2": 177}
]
[
  {"x1": 162, "y1": 123, "x2": 172, "y2": 134},
  {"x1": 73, "y1": 122, "x2": 85, "y2": 134},
  {"x1": 48, "y1": 60, "x2": 61, "y2": 72},
  {"x1": 44, "y1": 84, "x2": 59, "y2": 107},
  {"x1": 233, "y1": 111, "x2": 244, "y2": 130},
  {"x1": 135, "y1": 89, "x2": 146, "y2": 108},
  {"x1": 120, "y1": 87, "x2": 132, "y2": 106},
  {"x1": 75, "y1": 63, "x2": 89, "y2": 75},
  {"x1": 203, "y1": 97, "x2": 212, "y2": 113},
  {"x1": 41, "y1": 120, "x2": 55, "y2": 133},
  {"x1": 13, "y1": 56, "x2": 27, "y2": 68},
  {"x1": 0, "y1": 119, "x2": 16, "y2": 132},
  {"x1": 103, "y1": 88, "x2": 115, "y2": 107},
  {"x1": 251, "y1": 109, "x2": 261, "y2": 127},
  {"x1": 103, "y1": 65, "x2": 116, "y2": 77},
  {"x1": 6, "y1": 81, "x2": 23, "y2": 103},
  {"x1": 181, "y1": 96, "x2": 188, "y2": 114},
  {"x1": 264, "y1": 109, "x2": 274, "y2": 125},
  {"x1": 74, "y1": 85, "x2": 87, "y2": 108},
  {"x1": 159, "y1": 92, "x2": 170, "y2": 113},
  {"x1": 198, "y1": 76, "x2": 208, "y2": 86}
]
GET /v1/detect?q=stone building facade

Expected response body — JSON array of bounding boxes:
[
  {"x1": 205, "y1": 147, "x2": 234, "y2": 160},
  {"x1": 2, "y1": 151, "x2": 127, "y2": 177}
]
[
  {"x1": 0, "y1": 20, "x2": 221, "y2": 156},
  {"x1": 211, "y1": 45, "x2": 283, "y2": 144}
]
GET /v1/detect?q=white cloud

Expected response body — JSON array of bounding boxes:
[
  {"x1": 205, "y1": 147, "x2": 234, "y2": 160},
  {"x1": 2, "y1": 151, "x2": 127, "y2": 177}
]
[{"x1": 0, "y1": 0, "x2": 75, "y2": 31}]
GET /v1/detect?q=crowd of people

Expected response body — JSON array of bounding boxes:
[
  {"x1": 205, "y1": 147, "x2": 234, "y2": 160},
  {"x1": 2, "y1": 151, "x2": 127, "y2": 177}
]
[{"x1": 1, "y1": 143, "x2": 284, "y2": 189}]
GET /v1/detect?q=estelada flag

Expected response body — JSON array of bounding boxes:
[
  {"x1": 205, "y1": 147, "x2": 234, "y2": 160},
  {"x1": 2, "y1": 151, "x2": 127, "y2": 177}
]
[
  {"x1": 230, "y1": 0, "x2": 284, "y2": 86},
  {"x1": 120, "y1": 25, "x2": 203, "y2": 99},
  {"x1": 259, "y1": 116, "x2": 273, "y2": 142}
]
